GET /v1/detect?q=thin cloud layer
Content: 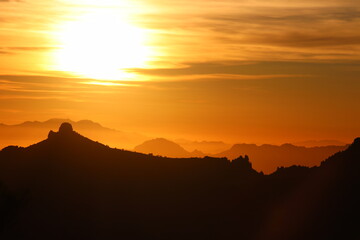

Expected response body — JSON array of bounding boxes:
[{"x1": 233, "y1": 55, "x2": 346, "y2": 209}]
[{"x1": 138, "y1": 5, "x2": 360, "y2": 64}]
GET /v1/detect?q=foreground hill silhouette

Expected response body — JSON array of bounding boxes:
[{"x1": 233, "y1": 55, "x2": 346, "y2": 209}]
[{"x1": 0, "y1": 123, "x2": 359, "y2": 240}]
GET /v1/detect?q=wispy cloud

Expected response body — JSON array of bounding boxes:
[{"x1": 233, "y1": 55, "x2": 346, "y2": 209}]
[
  {"x1": 1, "y1": 0, "x2": 360, "y2": 73},
  {"x1": 136, "y1": 3, "x2": 360, "y2": 63},
  {"x1": 0, "y1": 74, "x2": 133, "y2": 102},
  {"x1": 130, "y1": 61, "x2": 360, "y2": 79}
]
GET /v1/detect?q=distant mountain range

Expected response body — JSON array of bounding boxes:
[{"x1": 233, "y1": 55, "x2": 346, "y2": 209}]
[
  {"x1": 134, "y1": 138, "x2": 347, "y2": 173},
  {"x1": 293, "y1": 139, "x2": 347, "y2": 147},
  {"x1": 173, "y1": 139, "x2": 231, "y2": 154},
  {"x1": 0, "y1": 119, "x2": 349, "y2": 174},
  {"x1": 0, "y1": 119, "x2": 231, "y2": 153},
  {"x1": 0, "y1": 122, "x2": 359, "y2": 239},
  {"x1": 0, "y1": 118, "x2": 149, "y2": 150},
  {"x1": 214, "y1": 143, "x2": 347, "y2": 173},
  {"x1": 134, "y1": 138, "x2": 205, "y2": 158}
]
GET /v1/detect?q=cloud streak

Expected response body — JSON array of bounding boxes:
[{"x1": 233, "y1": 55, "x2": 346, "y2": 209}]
[
  {"x1": 1, "y1": 0, "x2": 360, "y2": 70},
  {"x1": 0, "y1": 74, "x2": 134, "y2": 102},
  {"x1": 131, "y1": 61, "x2": 360, "y2": 79},
  {"x1": 136, "y1": 4, "x2": 360, "y2": 63}
]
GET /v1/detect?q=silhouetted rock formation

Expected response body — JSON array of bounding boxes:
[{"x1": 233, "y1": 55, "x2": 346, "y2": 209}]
[
  {"x1": 48, "y1": 122, "x2": 76, "y2": 139},
  {"x1": 59, "y1": 122, "x2": 73, "y2": 133},
  {"x1": 0, "y1": 123, "x2": 359, "y2": 240},
  {"x1": 231, "y1": 155, "x2": 257, "y2": 174}
]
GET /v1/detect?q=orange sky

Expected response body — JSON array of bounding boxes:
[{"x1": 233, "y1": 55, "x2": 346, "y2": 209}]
[{"x1": 0, "y1": 0, "x2": 359, "y2": 144}]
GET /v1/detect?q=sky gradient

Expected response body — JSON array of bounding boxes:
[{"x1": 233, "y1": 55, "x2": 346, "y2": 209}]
[{"x1": 0, "y1": 0, "x2": 359, "y2": 144}]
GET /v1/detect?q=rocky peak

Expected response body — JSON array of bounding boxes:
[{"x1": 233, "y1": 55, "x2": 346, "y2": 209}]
[{"x1": 48, "y1": 122, "x2": 75, "y2": 139}]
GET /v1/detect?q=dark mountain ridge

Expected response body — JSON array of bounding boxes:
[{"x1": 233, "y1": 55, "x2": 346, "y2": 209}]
[{"x1": 0, "y1": 123, "x2": 359, "y2": 240}]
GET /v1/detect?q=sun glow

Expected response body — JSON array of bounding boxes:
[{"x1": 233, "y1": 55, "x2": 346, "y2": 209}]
[{"x1": 54, "y1": 9, "x2": 151, "y2": 80}]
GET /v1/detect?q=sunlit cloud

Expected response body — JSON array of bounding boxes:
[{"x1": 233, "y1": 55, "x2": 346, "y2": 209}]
[
  {"x1": 81, "y1": 81, "x2": 140, "y2": 87},
  {"x1": 1, "y1": 0, "x2": 360, "y2": 77},
  {"x1": 0, "y1": 0, "x2": 360, "y2": 142}
]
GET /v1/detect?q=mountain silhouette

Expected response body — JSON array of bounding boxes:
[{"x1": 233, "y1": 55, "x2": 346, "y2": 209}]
[
  {"x1": 174, "y1": 139, "x2": 231, "y2": 154},
  {"x1": 0, "y1": 118, "x2": 149, "y2": 150},
  {"x1": 0, "y1": 123, "x2": 359, "y2": 240},
  {"x1": 215, "y1": 143, "x2": 347, "y2": 173},
  {"x1": 258, "y1": 137, "x2": 360, "y2": 239},
  {"x1": 293, "y1": 139, "x2": 347, "y2": 147},
  {"x1": 134, "y1": 138, "x2": 205, "y2": 158}
]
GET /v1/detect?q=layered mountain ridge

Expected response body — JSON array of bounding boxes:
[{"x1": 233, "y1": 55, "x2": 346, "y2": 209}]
[{"x1": 0, "y1": 123, "x2": 359, "y2": 240}]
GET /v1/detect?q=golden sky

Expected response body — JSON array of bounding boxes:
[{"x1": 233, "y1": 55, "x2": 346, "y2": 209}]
[{"x1": 0, "y1": 0, "x2": 360, "y2": 144}]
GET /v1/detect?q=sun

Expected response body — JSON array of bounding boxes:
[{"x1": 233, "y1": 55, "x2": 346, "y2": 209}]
[{"x1": 53, "y1": 10, "x2": 151, "y2": 80}]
